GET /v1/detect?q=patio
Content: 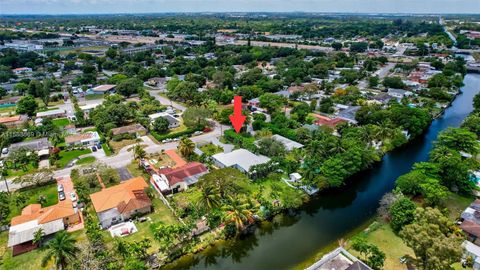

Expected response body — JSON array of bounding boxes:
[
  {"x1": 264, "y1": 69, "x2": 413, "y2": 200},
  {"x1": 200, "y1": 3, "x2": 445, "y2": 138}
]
[{"x1": 108, "y1": 221, "x2": 138, "y2": 238}]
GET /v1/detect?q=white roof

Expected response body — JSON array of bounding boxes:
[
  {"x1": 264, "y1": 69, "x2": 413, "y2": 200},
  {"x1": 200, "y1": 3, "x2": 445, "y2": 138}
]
[
  {"x1": 152, "y1": 174, "x2": 169, "y2": 191},
  {"x1": 212, "y1": 149, "x2": 270, "y2": 172},
  {"x1": 8, "y1": 219, "x2": 64, "y2": 247},
  {"x1": 148, "y1": 112, "x2": 170, "y2": 120},
  {"x1": 80, "y1": 103, "x2": 101, "y2": 111},
  {"x1": 36, "y1": 109, "x2": 65, "y2": 118},
  {"x1": 271, "y1": 134, "x2": 304, "y2": 151},
  {"x1": 464, "y1": 241, "x2": 480, "y2": 257}
]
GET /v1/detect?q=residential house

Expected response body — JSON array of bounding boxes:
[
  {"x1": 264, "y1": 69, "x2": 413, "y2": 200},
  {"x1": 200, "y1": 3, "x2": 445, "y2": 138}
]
[
  {"x1": 111, "y1": 124, "x2": 147, "y2": 138},
  {"x1": 305, "y1": 247, "x2": 372, "y2": 270},
  {"x1": 8, "y1": 203, "x2": 80, "y2": 255},
  {"x1": 212, "y1": 149, "x2": 271, "y2": 174},
  {"x1": 79, "y1": 103, "x2": 101, "y2": 118},
  {"x1": 387, "y1": 88, "x2": 413, "y2": 99},
  {"x1": 151, "y1": 162, "x2": 208, "y2": 193},
  {"x1": 147, "y1": 77, "x2": 167, "y2": 88},
  {"x1": 90, "y1": 177, "x2": 152, "y2": 229},
  {"x1": 269, "y1": 134, "x2": 303, "y2": 151},
  {"x1": 89, "y1": 84, "x2": 116, "y2": 95},
  {"x1": 0, "y1": 96, "x2": 21, "y2": 106},
  {"x1": 36, "y1": 109, "x2": 66, "y2": 119},
  {"x1": 9, "y1": 138, "x2": 51, "y2": 157},
  {"x1": 337, "y1": 106, "x2": 361, "y2": 124},
  {"x1": 313, "y1": 114, "x2": 347, "y2": 129},
  {"x1": 463, "y1": 241, "x2": 480, "y2": 270},
  {"x1": 460, "y1": 200, "x2": 480, "y2": 244},
  {"x1": 148, "y1": 112, "x2": 180, "y2": 129},
  {"x1": 12, "y1": 67, "x2": 33, "y2": 76},
  {"x1": 65, "y1": 131, "x2": 100, "y2": 147},
  {"x1": 0, "y1": 115, "x2": 28, "y2": 128}
]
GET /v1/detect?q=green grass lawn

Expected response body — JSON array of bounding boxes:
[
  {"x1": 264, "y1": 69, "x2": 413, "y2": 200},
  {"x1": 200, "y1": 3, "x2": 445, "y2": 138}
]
[
  {"x1": 199, "y1": 143, "x2": 223, "y2": 156},
  {"x1": 0, "y1": 106, "x2": 16, "y2": 114},
  {"x1": 348, "y1": 222, "x2": 414, "y2": 270},
  {"x1": 444, "y1": 192, "x2": 474, "y2": 220},
  {"x1": 85, "y1": 94, "x2": 104, "y2": 100},
  {"x1": 56, "y1": 149, "x2": 91, "y2": 168},
  {"x1": 5, "y1": 163, "x2": 38, "y2": 177},
  {"x1": 76, "y1": 156, "x2": 96, "y2": 165},
  {"x1": 52, "y1": 117, "x2": 70, "y2": 128},
  {"x1": 8, "y1": 183, "x2": 59, "y2": 221}
]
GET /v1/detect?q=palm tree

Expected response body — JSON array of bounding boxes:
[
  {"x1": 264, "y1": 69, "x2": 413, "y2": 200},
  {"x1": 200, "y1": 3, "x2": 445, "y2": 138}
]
[
  {"x1": 133, "y1": 144, "x2": 146, "y2": 161},
  {"x1": 178, "y1": 137, "x2": 195, "y2": 158},
  {"x1": 222, "y1": 196, "x2": 254, "y2": 231},
  {"x1": 42, "y1": 231, "x2": 79, "y2": 270},
  {"x1": 198, "y1": 185, "x2": 221, "y2": 211},
  {"x1": 33, "y1": 228, "x2": 45, "y2": 247}
]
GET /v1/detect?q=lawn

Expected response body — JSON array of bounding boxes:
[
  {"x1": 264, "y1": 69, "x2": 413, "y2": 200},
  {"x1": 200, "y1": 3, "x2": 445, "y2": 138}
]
[
  {"x1": 8, "y1": 182, "x2": 59, "y2": 221},
  {"x1": 76, "y1": 156, "x2": 96, "y2": 165},
  {"x1": 0, "y1": 106, "x2": 16, "y2": 114},
  {"x1": 56, "y1": 149, "x2": 91, "y2": 168},
  {"x1": 5, "y1": 163, "x2": 37, "y2": 177},
  {"x1": 126, "y1": 161, "x2": 151, "y2": 180},
  {"x1": 52, "y1": 118, "x2": 70, "y2": 128},
  {"x1": 199, "y1": 143, "x2": 223, "y2": 156},
  {"x1": 444, "y1": 192, "x2": 474, "y2": 220},
  {"x1": 85, "y1": 94, "x2": 104, "y2": 100},
  {"x1": 109, "y1": 139, "x2": 139, "y2": 153},
  {"x1": 347, "y1": 222, "x2": 414, "y2": 270}
]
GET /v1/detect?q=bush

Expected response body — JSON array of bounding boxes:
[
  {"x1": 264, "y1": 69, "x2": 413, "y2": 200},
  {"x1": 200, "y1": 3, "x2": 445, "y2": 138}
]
[{"x1": 150, "y1": 126, "x2": 203, "y2": 141}]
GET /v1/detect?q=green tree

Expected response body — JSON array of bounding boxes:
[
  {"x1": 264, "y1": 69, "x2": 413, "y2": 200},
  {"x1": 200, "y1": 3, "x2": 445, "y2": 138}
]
[
  {"x1": 222, "y1": 196, "x2": 254, "y2": 231},
  {"x1": 33, "y1": 228, "x2": 45, "y2": 246},
  {"x1": 153, "y1": 117, "x2": 169, "y2": 133},
  {"x1": 259, "y1": 93, "x2": 287, "y2": 113},
  {"x1": 389, "y1": 197, "x2": 416, "y2": 233},
  {"x1": 133, "y1": 144, "x2": 146, "y2": 161},
  {"x1": 351, "y1": 237, "x2": 386, "y2": 270},
  {"x1": 178, "y1": 137, "x2": 195, "y2": 158},
  {"x1": 116, "y1": 78, "x2": 143, "y2": 97},
  {"x1": 400, "y1": 207, "x2": 462, "y2": 270},
  {"x1": 198, "y1": 185, "x2": 221, "y2": 211},
  {"x1": 41, "y1": 231, "x2": 79, "y2": 270},
  {"x1": 16, "y1": 95, "x2": 38, "y2": 116},
  {"x1": 331, "y1": 42, "x2": 343, "y2": 51},
  {"x1": 257, "y1": 137, "x2": 286, "y2": 157}
]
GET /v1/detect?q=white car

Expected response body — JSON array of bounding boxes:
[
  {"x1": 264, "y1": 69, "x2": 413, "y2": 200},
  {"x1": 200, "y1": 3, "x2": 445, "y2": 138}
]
[
  {"x1": 70, "y1": 192, "x2": 77, "y2": 202},
  {"x1": 1, "y1": 148, "x2": 8, "y2": 155}
]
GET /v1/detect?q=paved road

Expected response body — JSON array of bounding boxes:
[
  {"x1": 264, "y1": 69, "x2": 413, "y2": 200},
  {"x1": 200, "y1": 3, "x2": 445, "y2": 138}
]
[{"x1": 147, "y1": 89, "x2": 186, "y2": 111}]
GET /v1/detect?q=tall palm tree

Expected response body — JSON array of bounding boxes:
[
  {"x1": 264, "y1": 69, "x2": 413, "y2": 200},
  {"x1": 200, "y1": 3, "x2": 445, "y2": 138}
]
[
  {"x1": 41, "y1": 231, "x2": 79, "y2": 270},
  {"x1": 222, "y1": 197, "x2": 254, "y2": 231},
  {"x1": 198, "y1": 185, "x2": 221, "y2": 211},
  {"x1": 133, "y1": 144, "x2": 146, "y2": 161},
  {"x1": 178, "y1": 137, "x2": 195, "y2": 158}
]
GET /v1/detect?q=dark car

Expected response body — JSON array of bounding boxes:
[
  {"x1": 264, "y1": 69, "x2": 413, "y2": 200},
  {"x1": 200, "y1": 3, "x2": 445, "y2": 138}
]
[
  {"x1": 91, "y1": 146, "x2": 97, "y2": 152},
  {"x1": 96, "y1": 143, "x2": 102, "y2": 149},
  {"x1": 58, "y1": 191, "x2": 66, "y2": 201}
]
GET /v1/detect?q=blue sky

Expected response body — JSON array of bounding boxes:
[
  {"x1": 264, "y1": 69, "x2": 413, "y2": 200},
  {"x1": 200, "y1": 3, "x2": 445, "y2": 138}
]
[{"x1": 1, "y1": 0, "x2": 479, "y2": 14}]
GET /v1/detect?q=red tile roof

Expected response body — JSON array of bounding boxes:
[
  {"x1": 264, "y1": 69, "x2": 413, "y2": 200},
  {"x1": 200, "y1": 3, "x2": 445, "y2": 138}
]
[
  {"x1": 461, "y1": 220, "x2": 480, "y2": 238},
  {"x1": 158, "y1": 162, "x2": 208, "y2": 186},
  {"x1": 313, "y1": 114, "x2": 347, "y2": 128}
]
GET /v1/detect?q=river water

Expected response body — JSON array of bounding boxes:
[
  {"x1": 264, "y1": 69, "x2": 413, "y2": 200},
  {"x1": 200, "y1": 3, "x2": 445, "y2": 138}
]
[{"x1": 165, "y1": 74, "x2": 480, "y2": 270}]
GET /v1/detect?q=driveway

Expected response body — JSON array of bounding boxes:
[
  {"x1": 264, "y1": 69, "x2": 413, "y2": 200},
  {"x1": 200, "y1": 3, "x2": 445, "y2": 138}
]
[
  {"x1": 57, "y1": 176, "x2": 84, "y2": 231},
  {"x1": 117, "y1": 167, "x2": 133, "y2": 181}
]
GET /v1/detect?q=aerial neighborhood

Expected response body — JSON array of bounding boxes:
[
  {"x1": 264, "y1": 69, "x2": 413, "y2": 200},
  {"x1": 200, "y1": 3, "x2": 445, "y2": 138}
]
[{"x1": 0, "y1": 12, "x2": 478, "y2": 270}]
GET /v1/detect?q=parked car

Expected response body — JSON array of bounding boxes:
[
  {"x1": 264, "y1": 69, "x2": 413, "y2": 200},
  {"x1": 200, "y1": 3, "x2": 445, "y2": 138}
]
[
  {"x1": 1, "y1": 148, "x2": 8, "y2": 155},
  {"x1": 91, "y1": 146, "x2": 97, "y2": 152},
  {"x1": 96, "y1": 143, "x2": 102, "y2": 149},
  {"x1": 70, "y1": 192, "x2": 77, "y2": 202},
  {"x1": 57, "y1": 184, "x2": 64, "y2": 192},
  {"x1": 59, "y1": 191, "x2": 66, "y2": 201}
]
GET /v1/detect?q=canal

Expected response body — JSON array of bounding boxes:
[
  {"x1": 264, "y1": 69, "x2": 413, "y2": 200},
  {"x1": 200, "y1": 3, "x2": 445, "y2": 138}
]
[{"x1": 165, "y1": 73, "x2": 480, "y2": 270}]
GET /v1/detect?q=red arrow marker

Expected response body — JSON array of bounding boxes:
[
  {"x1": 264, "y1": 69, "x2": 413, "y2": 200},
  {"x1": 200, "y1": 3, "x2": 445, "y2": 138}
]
[{"x1": 229, "y1": 95, "x2": 246, "y2": 133}]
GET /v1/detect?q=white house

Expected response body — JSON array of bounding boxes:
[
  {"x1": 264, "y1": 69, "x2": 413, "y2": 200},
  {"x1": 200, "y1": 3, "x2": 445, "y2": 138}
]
[
  {"x1": 212, "y1": 149, "x2": 270, "y2": 174},
  {"x1": 148, "y1": 112, "x2": 180, "y2": 129},
  {"x1": 64, "y1": 131, "x2": 100, "y2": 147}
]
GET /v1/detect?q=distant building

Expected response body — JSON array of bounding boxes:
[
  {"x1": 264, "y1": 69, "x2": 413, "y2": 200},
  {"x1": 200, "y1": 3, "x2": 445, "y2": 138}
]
[
  {"x1": 212, "y1": 149, "x2": 270, "y2": 174},
  {"x1": 111, "y1": 124, "x2": 147, "y2": 138},
  {"x1": 0, "y1": 115, "x2": 27, "y2": 128},
  {"x1": 10, "y1": 138, "x2": 51, "y2": 153},
  {"x1": 313, "y1": 114, "x2": 347, "y2": 128},
  {"x1": 36, "y1": 109, "x2": 66, "y2": 119},
  {"x1": 90, "y1": 177, "x2": 152, "y2": 229},
  {"x1": 305, "y1": 247, "x2": 372, "y2": 270},
  {"x1": 337, "y1": 106, "x2": 361, "y2": 124},
  {"x1": 89, "y1": 84, "x2": 116, "y2": 95},
  {"x1": 148, "y1": 112, "x2": 180, "y2": 129},
  {"x1": 270, "y1": 134, "x2": 303, "y2": 151},
  {"x1": 2, "y1": 43, "x2": 43, "y2": 52},
  {"x1": 12, "y1": 67, "x2": 33, "y2": 76},
  {"x1": 387, "y1": 88, "x2": 413, "y2": 99},
  {"x1": 65, "y1": 131, "x2": 100, "y2": 147}
]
